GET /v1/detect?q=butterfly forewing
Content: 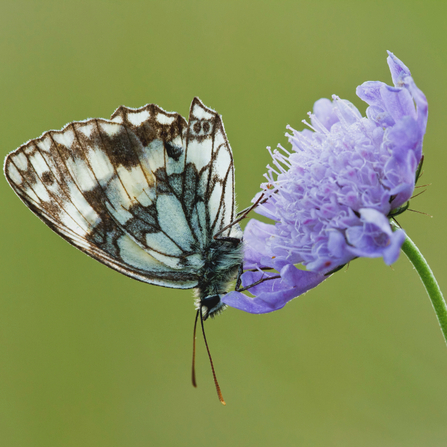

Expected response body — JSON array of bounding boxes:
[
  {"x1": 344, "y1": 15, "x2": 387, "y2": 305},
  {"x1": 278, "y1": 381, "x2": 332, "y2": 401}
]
[
  {"x1": 4, "y1": 97, "x2": 237, "y2": 289},
  {"x1": 185, "y1": 98, "x2": 236, "y2": 244}
]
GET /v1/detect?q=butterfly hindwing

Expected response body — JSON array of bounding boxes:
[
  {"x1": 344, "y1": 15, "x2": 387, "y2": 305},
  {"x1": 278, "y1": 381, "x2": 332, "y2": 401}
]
[{"x1": 4, "y1": 98, "x2": 237, "y2": 289}]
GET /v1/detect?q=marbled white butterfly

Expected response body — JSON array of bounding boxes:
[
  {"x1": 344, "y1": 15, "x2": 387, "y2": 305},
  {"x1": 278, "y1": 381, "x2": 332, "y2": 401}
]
[{"x1": 4, "y1": 97, "x2": 246, "y2": 404}]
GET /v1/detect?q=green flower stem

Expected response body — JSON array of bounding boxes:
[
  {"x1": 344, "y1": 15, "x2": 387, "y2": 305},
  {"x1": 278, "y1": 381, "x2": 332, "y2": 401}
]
[{"x1": 391, "y1": 221, "x2": 447, "y2": 346}]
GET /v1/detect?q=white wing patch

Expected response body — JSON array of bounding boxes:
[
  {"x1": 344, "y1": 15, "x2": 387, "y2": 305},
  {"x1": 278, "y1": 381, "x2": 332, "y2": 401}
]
[
  {"x1": 85, "y1": 145, "x2": 115, "y2": 186},
  {"x1": 6, "y1": 162, "x2": 22, "y2": 185},
  {"x1": 35, "y1": 135, "x2": 52, "y2": 153},
  {"x1": 186, "y1": 138, "x2": 213, "y2": 173},
  {"x1": 13, "y1": 151, "x2": 28, "y2": 170},
  {"x1": 66, "y1": 156, "x2": 97, "y2": 191},
  {"x1": 77, "y1": 122, "x2": 95, "y2": 137},
  {"x1": 99, "y1": 122, "x2": 121, "y2": 137},
  {"x1": 127, "y1": 110, "x2": 150, "y2": 126},
  {"x1": 53, "y1": 129, "x2": 75, "y2": 148},
  {"x1": 156, "y1": 113, "x2": 175, "y2": 125},
  {"x1": 191, "y1": 101, "x2": 214, "y2": 121},
  {"x1": 146, "y1": 140, "x2": 165, "y2": 172}
]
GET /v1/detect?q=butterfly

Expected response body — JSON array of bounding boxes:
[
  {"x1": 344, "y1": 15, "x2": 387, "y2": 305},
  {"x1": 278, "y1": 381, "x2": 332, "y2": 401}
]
[{"x1": 4, "y1": 97, "x2": 246, "y2": 404}]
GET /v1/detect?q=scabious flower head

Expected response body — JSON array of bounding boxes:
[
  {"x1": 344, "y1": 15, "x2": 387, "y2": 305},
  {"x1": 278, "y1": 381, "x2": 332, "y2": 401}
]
[{"x1": 223, "y1": 52, "x2": 428, "y2": 314}]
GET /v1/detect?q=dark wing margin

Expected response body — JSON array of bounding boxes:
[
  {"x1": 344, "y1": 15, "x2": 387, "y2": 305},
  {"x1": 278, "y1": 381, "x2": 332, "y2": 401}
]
[{"x1": 4, "y1": 109, "x2": 200, "y2": 289}]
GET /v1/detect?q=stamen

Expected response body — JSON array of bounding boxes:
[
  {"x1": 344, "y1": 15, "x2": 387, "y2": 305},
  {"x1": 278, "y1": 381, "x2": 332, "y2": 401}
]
[
  {"x1": 277, "y1": 144, "x2": 292, "y2": 156},
  {"x1": 302, "y1": 118, "x2": 318, "y2": 133},
  {"x1": 307, "y1": 112, "x2": 330, "y2": 134},
  {"x1": 266, "y1": 164, "x2": 281, "y2": 177}
]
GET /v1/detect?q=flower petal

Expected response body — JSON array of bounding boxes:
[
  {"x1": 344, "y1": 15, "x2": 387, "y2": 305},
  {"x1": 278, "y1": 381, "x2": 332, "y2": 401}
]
[
  {"x1": 222, "y1": 266, "x2": 327, "y2": 314},
  {"x1": 380, "y1": 84, "x2": 417, "y2": 123},
  {"x1": 387, "y1": 51, "x2": 412, "y2": 87},
  {"x1": 387, "y1": 51, "x2": 428, "y2": 143},
  {"x1": 359, "y1": 208, "x2": 392, "y2": 234},
  {"x1": 382, "y1": 228, "x2": 406, "y2": 264},
  {"x1": 312, "y1": 98, "x2": 339, "y2": 131},
  {"x1": 344, "y1": 208, "x2": 405, "y2": 263},
  {"x1": 243, "y1": 219, "x2": 276, "y2": 269}
]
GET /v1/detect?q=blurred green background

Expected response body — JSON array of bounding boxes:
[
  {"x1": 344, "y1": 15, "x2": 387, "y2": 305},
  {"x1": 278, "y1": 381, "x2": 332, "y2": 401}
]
[{"x1": 1, "y1": 1, "x2": 447, "y2": 446}]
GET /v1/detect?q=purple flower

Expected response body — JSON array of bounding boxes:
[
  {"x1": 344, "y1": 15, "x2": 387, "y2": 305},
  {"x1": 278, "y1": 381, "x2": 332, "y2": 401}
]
[{"x1": 223, "y1": 52, "x2": 428, "y2": 314}]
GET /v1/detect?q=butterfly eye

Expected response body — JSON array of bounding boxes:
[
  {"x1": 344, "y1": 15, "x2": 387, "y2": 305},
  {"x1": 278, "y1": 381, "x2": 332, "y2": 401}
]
[{"x1": 201, "y1": 294, "x2": 221, "y2": 310}]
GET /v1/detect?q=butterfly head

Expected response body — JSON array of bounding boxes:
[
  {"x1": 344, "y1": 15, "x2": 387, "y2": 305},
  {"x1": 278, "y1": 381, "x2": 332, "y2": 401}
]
[{"x1": 197, "y1": 294, "x2": 227, "y2": 320}]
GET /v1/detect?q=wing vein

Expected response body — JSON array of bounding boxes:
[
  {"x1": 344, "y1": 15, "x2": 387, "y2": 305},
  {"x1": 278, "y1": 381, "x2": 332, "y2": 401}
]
[
  {"x1": 210, "y1": 162, "x2": 231, "y2": 235},
  {"x1": 94, "y1": 119, "x2": 133, "y2": 204},
  {"x1": 25, "y1": 143, "x2": 89, "y2": 233},
  {"x1": 122, "y1": 125, "x2": 153, "y2": 203},
  {"x1": 119, "y1": 203, "x2": 192, "y2": 257},
  {"x1": 44, "y1": 136, "x2": 96, "y2": 230}
]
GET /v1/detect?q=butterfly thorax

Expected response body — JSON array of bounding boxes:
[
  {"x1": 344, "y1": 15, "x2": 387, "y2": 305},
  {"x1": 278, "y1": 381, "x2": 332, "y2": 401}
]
[{"x1": 195, "y1": 227, "x2": 243, "y2": 319}]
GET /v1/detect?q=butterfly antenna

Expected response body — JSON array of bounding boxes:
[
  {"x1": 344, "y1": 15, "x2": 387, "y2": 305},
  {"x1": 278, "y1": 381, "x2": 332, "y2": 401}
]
[
  {"x1": 191, "y1": 309, "x2": 200, "y2": 388},
  {"x1": 199, "y1": 307, "x2": 226, "y2": 405}
]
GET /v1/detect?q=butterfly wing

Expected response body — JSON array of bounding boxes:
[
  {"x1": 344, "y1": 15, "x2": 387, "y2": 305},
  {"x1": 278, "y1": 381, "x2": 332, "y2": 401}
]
[
  {"x1": 4, "y1": 106, "x2": 201, "y2": 288},
  {"x1": 4, "y1": 98, "x2": 238, "y2": 289},
  {"x1": 184, "y1": 98, "x2": 238, "y2": 245}
]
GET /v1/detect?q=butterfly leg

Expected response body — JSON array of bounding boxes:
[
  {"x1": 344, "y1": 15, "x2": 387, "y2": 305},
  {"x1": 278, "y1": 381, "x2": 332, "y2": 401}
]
[
  {"x1": 234, "y1": 260, "x2": 280, "y2": 293},
  {"x1": 213, "y1": 193, "x2": 266, "y2": 240},
  {"x1": 235, "y1": 192, "x2": 267, "y2": 219},
  {"x1": 235, "y1": 273, "x2": 281, "y2": 292},
  {"x1": 235, "y1": 262, "x2": 244, "y2": 291},
  {"x1": 215, "y1": 236, "x2": 242, "y2": 246}
]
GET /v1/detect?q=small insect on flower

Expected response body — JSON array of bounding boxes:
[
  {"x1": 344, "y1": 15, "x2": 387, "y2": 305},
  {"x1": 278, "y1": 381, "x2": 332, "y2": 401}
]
[
  {"x1": 4, "y1": 97, "x2": 245, "y2": 405},
  {"x1": 223, "y1": 51, "x2": 428, "y2": 314}
]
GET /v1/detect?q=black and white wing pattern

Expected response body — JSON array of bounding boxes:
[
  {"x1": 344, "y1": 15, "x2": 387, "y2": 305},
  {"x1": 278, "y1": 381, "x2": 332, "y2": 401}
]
[{"x1": 4, "y1": 97, "x2": 238, "y2": 289}]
